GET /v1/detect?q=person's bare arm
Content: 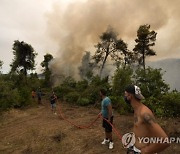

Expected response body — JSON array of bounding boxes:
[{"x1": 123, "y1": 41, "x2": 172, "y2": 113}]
[
  {"x1": 107, "y1": 104, "x2": 112, "y2": 122},
  {"x1": 141, "y1": 113, "x2": 170, "y2": 154}
]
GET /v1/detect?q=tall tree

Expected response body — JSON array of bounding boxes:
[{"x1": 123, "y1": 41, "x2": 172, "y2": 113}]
[
  {"x1": 10, "y1": 40, "x2": 37, "y2": 76},
  {"x1": 92, "y1": 26, "x2": 128, "y2": 77},
  {"x1": 41, "y1": 53, "x2": 53, "y2": 86},
  {"x1": 133, "y1": 24, "x2": 157, "y2": 70}
]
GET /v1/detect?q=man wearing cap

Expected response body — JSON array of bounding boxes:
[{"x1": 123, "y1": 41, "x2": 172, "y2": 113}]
[{"x1": 124, "y1": 85, "x2": 169, "y2": 154}]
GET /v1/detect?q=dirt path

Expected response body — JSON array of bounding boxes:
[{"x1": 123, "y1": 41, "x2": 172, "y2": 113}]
[{"x1": 0, "y1": 101, "x2": 179, "y2": 154}]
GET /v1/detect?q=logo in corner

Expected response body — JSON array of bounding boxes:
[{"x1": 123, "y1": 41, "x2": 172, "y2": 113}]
[{"x1": 122, "y1": 132, "x2": 136, "y2": 148}]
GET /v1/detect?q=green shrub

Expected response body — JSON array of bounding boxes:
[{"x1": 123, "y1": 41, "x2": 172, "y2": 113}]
[
  {"x1": 144, "y1": 92, "x2": 180, "y2": 117},
  {"x1": 161, "y1": 92, "x2": 180, "y2": 117},
  {"x1": 53, "y1": 77, "x2": 78, "y2": 100},
  {"x1": 81, "y1": 85, "x2": 101, "y2": 104},
  {"x1": 0, "y1": 75, "x2": 34, "y2": 110},
  {"x1": 61, "y1": 76, "x2": 76, "y2": 88},
  {"x1": 143, "y1": 97, "x2": 164, "y2": 117},
  {"x1": 134, "y1": 67, "x2": 169, "y2": 98},
  {"x1": 17, "y1": 86, "x2": 32, "y2": 107},
  {"x1": 77, "y1": 97, "x2": 90, "y2": 106},
  {"x1": 27, "y1": 73, "x2": 41, "y2": 90},
  {"x1": 0, "y1": 80, "x2": 20, "y2": 110},
  {"x1": 76, "y1": 80, "x2": 88, "y2": 92},
  {"x1": 54, "y1": 86, "x2": 75, "y2": 100},
  {"x1": 112, "y1": 66, "x2": 133, "y2": 96},
  {"x1": 64, "y1": 91, "x2": 80, "y2": 104},
  {"x1": 77, "y1": 76, "x2": 111, "y2": 104},
  {"x1": 109, "y1": 96, "x2": 121, "y2": 109},
  {"x1": 109, "y1": 96, "x2": 132, "y2": 115}
]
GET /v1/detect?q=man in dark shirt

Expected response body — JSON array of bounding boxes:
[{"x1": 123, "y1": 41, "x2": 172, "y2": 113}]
[
  {"x1": 50, "y1": 91, "x2": 57, "y2": 115},
  {"x1": 37, "y1": 88, "x2": 42, "y2": 105}
]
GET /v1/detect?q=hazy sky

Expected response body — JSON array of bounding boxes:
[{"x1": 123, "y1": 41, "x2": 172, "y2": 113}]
[
  {"x1": 0, "y1": 0, "x2": 180, "y2": 74},
  {"x1": 0, "y1": 0, "x2": 71, "y2": 73}
]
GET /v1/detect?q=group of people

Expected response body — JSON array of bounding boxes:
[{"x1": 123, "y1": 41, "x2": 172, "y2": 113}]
[
  {"x1": 31, "y1": 88, "x2": 42, "y2": 104},
  {"x1": 99, "y1": 85, "x2": 170, "y2": 154},
  {"x1": 32, "y1": 85, "x2": 170, "y2": 153},
  {"x1": 31, "y1": 88, "x2": 58, "y2": 114}
]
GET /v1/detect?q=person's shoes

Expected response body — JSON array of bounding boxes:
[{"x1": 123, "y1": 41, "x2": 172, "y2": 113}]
[
  {"x1": 101, "y1": 139, "x2": 110, "y2": 145},
  {"x1": 109, "y1": 142, "x2": 114, "y2": 149}
]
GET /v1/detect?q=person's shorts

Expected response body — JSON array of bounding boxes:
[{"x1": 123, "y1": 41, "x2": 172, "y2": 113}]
[
  {"x1": 102, "y1": 116, "x2": 113, "y2": 132},
  {"x1": 51, "y1": 103, "x2": 56, "y2": 108}
]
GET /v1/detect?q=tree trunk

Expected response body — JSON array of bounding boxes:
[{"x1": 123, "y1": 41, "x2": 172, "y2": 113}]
[
  {"x1": 100, "y1": 53, "x2": 108, "y2": 78},
  {"x1": 142, "y1": 44, "x2": 146, "y2": 70},
  {"x1": 143, "y1": 52, "x2": 145, "y2": 70},
  {"x1": 124, "y1": 53, "x2": 127, "y2": 68}
]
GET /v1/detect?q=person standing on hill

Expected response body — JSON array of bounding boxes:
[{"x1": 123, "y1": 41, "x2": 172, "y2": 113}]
[
  {"x1": 99, "y1": 88, "x2": 114, "y2": 149},
  {"x1": 50, "y1": 91, "x2": 57, "y2": 115},
  {"x1": 37, "y1": 87, "x2": 42, "y2": 105},
  {"x1": 31, "y1": 90, "x2": 36, "y2": 99}
]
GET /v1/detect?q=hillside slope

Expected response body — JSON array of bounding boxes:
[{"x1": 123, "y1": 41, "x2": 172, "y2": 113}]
[{"x1": 0, "y1": 101, "x2": 179, "y2": 154}]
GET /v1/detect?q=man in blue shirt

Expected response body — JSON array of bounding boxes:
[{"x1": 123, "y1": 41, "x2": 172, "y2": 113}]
[{"x1": 99, "y1": 88, "x2": 114, "y2": 149}]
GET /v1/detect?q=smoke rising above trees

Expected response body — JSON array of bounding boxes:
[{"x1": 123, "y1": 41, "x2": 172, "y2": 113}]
[{"x1": 47, "y1": 0, "x2": 180, "y2": 79}]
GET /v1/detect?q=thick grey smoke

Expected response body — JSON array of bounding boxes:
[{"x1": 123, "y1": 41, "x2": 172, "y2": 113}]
[
  {"x1": 46, "y1": 0, "x2": 180, "y2": 82},
  {"x1": 148, "y1": 58, "x2": 180, "y2": 91}
]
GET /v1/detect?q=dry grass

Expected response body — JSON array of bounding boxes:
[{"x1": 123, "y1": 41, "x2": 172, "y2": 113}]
[{"x1": 0, "y1": 101, "x2": 179, "y2": 154}]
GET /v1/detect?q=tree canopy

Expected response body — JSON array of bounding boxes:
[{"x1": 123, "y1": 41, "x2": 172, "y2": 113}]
[
  {"x1": 92, "y1": 26, "x2": 129, "y2": 77},
  {"x1": 41, "y1": 53, "x2": 53, "y2": 71},
  {"x1": 41, "y1": 53, "x2": 54, "y2": 86},
  {"x1": 133, "y1": 24, "x2": 157, "y2": 70},
  {"x1": 10, "y1": 40, "x2": 37, "y2": 76}
]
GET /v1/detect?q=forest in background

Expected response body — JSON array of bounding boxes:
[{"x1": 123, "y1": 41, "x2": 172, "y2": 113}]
[{"x1": 0, "y1": 24, "x2": 179, "y2": 117}]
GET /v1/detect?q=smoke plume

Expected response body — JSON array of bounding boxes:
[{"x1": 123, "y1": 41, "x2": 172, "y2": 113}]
[{"x1": 46, "y1": 0, "x2": 180, "y2": 82}]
